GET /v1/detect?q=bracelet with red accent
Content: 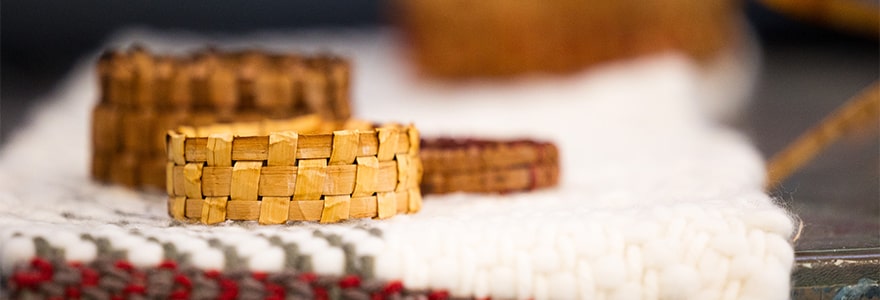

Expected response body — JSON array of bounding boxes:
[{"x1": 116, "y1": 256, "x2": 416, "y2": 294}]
[{"x1": 419, "y1": 138, "x2": 560, "y2": 194}]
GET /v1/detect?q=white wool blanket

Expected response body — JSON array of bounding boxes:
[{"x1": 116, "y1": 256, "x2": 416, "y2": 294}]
[{"x1": 0, "y1": 29, "x2": 793, "y2": 299}]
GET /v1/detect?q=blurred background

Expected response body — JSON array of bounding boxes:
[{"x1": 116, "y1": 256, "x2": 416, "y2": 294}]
[
  {"x1": 2, "y1": 1, "x2": 876, "y2": 142},
  {"x1": 1, "y1": 0, "x2": 878, "y2": 297}
]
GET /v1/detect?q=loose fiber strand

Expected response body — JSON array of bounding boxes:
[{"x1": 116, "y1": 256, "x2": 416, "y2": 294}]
[{"x1": 765, "y1": 82, "x2": 880, "y2": 189}]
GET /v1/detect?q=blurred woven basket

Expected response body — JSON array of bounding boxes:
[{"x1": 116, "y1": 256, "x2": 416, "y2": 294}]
[
  {"x1": 393, "y1": 0, "x2": 743, "y2": 79},
  {"x1": 92, "y1": 47, "x2": 352, "y2": 189}
]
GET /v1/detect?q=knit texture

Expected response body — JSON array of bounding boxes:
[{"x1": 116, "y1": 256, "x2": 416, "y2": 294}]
[{"x1": 0, "y1": 29, "x2": 793, "y2": 299}]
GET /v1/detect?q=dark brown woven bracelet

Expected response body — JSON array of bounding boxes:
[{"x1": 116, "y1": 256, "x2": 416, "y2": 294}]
[{"x1": 420, "y1": 138, "x2": 560, "y2": 194}]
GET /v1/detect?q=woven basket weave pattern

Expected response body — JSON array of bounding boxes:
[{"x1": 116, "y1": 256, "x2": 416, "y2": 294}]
[
  {"x1": 420, "y1": 139, "x2": 559, "y2": 194},
  {"x1": 167, "y1": 124, "x2": 423, "y2": 225},
  {"x1": 92, "y1": 47, "x2": 351, "y2": 189}
]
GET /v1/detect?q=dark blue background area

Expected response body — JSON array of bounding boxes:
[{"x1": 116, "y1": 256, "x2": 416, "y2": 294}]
[
  {"x1": 1, "y1": 1, "x2": 383, "y2": 74},
  {"x1": 2, "y1": 1, "x2": 384, "y2": 138}
]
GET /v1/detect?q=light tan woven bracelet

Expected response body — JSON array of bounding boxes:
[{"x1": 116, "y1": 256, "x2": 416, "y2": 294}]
[
  {"x1": 420, "y1": 138, "x2": 559, "y2": 194},
  {"x1": 165, "y1": 116, "x2": 422, "y2": 225}
]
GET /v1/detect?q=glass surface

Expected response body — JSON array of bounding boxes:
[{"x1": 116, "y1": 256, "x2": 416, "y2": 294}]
[{"x1": 746, "y1": 36, "x2": 878, "y2": 295}]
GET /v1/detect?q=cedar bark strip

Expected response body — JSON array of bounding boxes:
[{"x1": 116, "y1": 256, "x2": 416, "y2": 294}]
[{"x1": 766, "y1": 82, "x2": 880, "y2": 188}]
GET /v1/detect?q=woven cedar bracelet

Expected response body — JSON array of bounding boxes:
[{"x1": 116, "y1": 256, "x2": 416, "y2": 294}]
[
  {"x1": 92, "y1": 46, "x2": 352, "y2": 190},
  {"x1": 420, "y1": 138, "x2": 559, "y2": 194},
  {"x1": 166, "y1": 120, "x2": 423, "y2": 225}
]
